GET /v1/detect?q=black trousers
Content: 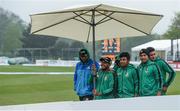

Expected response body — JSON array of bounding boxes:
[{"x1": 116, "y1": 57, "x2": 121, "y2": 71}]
[{"x1": 79, "y1": 95, "x2": 94, "y2": 101}]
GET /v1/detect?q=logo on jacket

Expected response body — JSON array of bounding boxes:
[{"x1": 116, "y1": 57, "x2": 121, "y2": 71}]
[
  {"x1": 87, "y1": 66, "x2": 90, "y2": 70},
  {"x1": 117, "y1": 72, "x2": 121, "y2": 76},
  {"x1": 104, "y1": 76, "x2": 107, "y2": 81},
  {"x1": 125, "y1": 73, "x2": 129, "y2": 77},
  {"x1": 145, "y1": 67, "x2": 148, "y2": 74}
]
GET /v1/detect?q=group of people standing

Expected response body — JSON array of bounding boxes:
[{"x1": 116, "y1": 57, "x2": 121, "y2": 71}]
[{"x1": 74, "y1": 48, "x2": 176, "y2": 101}]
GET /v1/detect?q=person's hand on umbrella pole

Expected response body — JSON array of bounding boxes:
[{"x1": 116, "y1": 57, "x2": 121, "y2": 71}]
[
  {"x1": 93, "y1": 89, "x2": 101, "y2": 96},
  {"x1": 92, "y1": 64, "x2": 97, "y2": 72}
]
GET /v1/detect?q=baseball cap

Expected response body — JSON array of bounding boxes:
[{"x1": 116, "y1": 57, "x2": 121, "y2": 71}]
[
  {"x1": 100, "y1": 57, "x2": 112, "y2": 64},
  {"x1": 139, "y1": 48, "x2": 149, "y2": 55},
  {"x1": 79, "y1": 49, "x2": 88, "y2": 57}
]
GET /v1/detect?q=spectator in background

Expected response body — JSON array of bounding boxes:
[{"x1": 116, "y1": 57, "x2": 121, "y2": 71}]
[
  {"x1": 116, "y1": 52, "x2": 139, "y2": 98},
  {"x1": 137, "y1": 49, "x2": 162, "y2": 96},
  {"x1": 74, "y1": 49, "x2": 99, "y2": 101},
  {"x1": 147, "y1": 47, "x2": 176, "y2": 95}
]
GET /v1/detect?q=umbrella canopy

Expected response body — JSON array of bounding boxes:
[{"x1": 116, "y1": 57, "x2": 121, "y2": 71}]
[{"x1": 30, "y1": 4, "x2": 163, "y2": 42}]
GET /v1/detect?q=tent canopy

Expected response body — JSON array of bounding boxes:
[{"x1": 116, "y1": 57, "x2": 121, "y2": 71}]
[{"x1": 132, "y1": 39, "x2": 180, "y2": 51}]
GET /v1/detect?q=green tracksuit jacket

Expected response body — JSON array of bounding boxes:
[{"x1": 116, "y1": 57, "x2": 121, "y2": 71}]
[
  {"x1": 137, "y1": 60, "x2": 162, "y2": 96},
  {"x1": 154, "y1": 57, "x2": 176, "y2": 88},
  {"x1": 113, "y1": 64, "x2": 119, "y2": 72},
  {"x1": 116, "y1": 64, "x2": 139, "y2": 98},
  {"x1": 95, "y1": 69, "x2": 114, "y2": 100}
]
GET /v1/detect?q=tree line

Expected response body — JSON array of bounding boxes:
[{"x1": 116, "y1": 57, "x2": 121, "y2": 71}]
[
  {"x1": 0, "y1": 7, "x2": 84, "y2": 60},
  {"x1": 0, "y1": 7, "x2": 180, "y2": 61}
]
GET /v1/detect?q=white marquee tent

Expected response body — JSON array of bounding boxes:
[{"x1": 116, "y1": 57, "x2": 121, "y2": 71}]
[{"x1": 131, "y1": 39, "x2": 180, "y2": 61}]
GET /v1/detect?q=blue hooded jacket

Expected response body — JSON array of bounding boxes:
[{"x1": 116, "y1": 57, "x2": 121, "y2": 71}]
[{"x1": 74, "y1": 49, "x2": 99, "y2": 96}]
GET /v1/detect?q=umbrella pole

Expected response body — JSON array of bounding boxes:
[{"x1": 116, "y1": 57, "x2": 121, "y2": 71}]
[{"x1": 92, "y1": 10, "x2": 97, "y2": 91}]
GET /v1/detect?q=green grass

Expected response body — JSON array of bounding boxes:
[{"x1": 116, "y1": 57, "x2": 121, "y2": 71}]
[
  {"x1": 0, "y1": 69, "x2": 179, "y2": 106},
  {"x1": 0, "y1": 74, "x2": 78, "y2": 106},
  {"x1": 0, "y1": 65, "x2": 75, "y2": 72},
  {"x1": 166, "y1": 71, "x2": 180, "y2": 95}
]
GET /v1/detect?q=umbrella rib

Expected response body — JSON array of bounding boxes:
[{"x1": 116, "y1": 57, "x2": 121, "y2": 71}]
[
  {"x1": 96, "y1": 12, "x2": 114, "y2": 25},
  {"x1": 73, "y1": 12, "x2": 91, "y2": 25},
  {"x1": 86, "y1": 23, "x2": 92, "y2": 43},
  {"x1": 97, "y1": 10, "x2": 149, "y2": 35},
  {"x1": 96, "y1": 18, "x2": 112, "y2": 25},
  {"x1": 86, "y1": 13, "x2": 94, "y2": 43},
  {"x1": 71, "y1": 4, "x2": 102, "y2": 26},
  {"x1": 73, "y1": 18, "x2": 90, "y2": 25},
  {"x1": 31, "y1": 10, "x2": 91, "y2": 34}
]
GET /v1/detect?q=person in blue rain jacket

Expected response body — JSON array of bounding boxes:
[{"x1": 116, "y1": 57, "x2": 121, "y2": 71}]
[{"x1": 74, "y1": 49, "x2": 99, "y2": 101}]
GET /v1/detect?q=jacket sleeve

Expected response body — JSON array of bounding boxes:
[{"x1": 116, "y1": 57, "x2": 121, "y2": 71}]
[
  {"x1": 132, "y1": 68, "x2": 139, "y2": 96},
  {"x1": 161, "y1": 60, "x2": 176, "y2": 87},
  {"x1": 74, "y1": 64, "x2": 78, "y2": 91},
  {"x1": 101, "y1": 74, "x2": 114, "y2": 95},
  {"x1": 154, "y1": 64, "x2": 163, "y2": 91},
  {"x1": 95, "y1": 61, "x2": 100, "y2": 71}
]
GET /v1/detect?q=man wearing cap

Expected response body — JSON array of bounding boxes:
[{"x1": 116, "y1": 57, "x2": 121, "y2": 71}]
[
  {"x1": 147, "y1": 47, "x2": 176, "y2": 95},
  {"x1": 93, "y1": 57, "x2": 114, "y2": 99},
  {"x1": 116, "y1": 52, "x2": 139, "y2": 98},
  {"x1": 137, "y1": 49, "x2": 162, "y2": 96},
  {"x1": 74, "y1": 49, "x2": 99, "y2": 101}
]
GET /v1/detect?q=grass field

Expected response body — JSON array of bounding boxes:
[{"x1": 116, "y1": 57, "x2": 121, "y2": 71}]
[
  {"x1": 0, "y1": 66, "x2": 179, "y2": 106},
  {"x1": 0, "y1": 65, "x2": 75, "y2": 72},
  {"x1": 166, "y1": 72, "x2": 180, "y2": 95},
  {"x1": 0, "y1": 74, "x2": 78, "y2": 106}
]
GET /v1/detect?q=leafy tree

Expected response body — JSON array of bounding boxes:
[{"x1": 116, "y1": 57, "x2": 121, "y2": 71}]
[
  {"x1": 3, "y1": 23, "x2": 23, "y2": 53},
  {"x1": 0, "y1": 7, "x2": 25, "y2": 56},
  {"x1": 0, "y1": 8, "x2": 10, "y2": 53},
  {"x1": 163, "y1": 12, "x2": 180, "y2": 39}
]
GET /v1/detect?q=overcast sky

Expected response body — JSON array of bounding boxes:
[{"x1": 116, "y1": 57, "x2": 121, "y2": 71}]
[{"x1": 0, "y1": 0, "x2": 180, "y2": 35}]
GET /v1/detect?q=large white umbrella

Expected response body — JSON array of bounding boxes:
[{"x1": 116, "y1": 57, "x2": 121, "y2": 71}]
[
  {"x1": 30, "y1": 4, "x2": 162, "y2": 61},
  {"x1": 30, "y1": 4, "x2": 162, "y2": 88}
]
